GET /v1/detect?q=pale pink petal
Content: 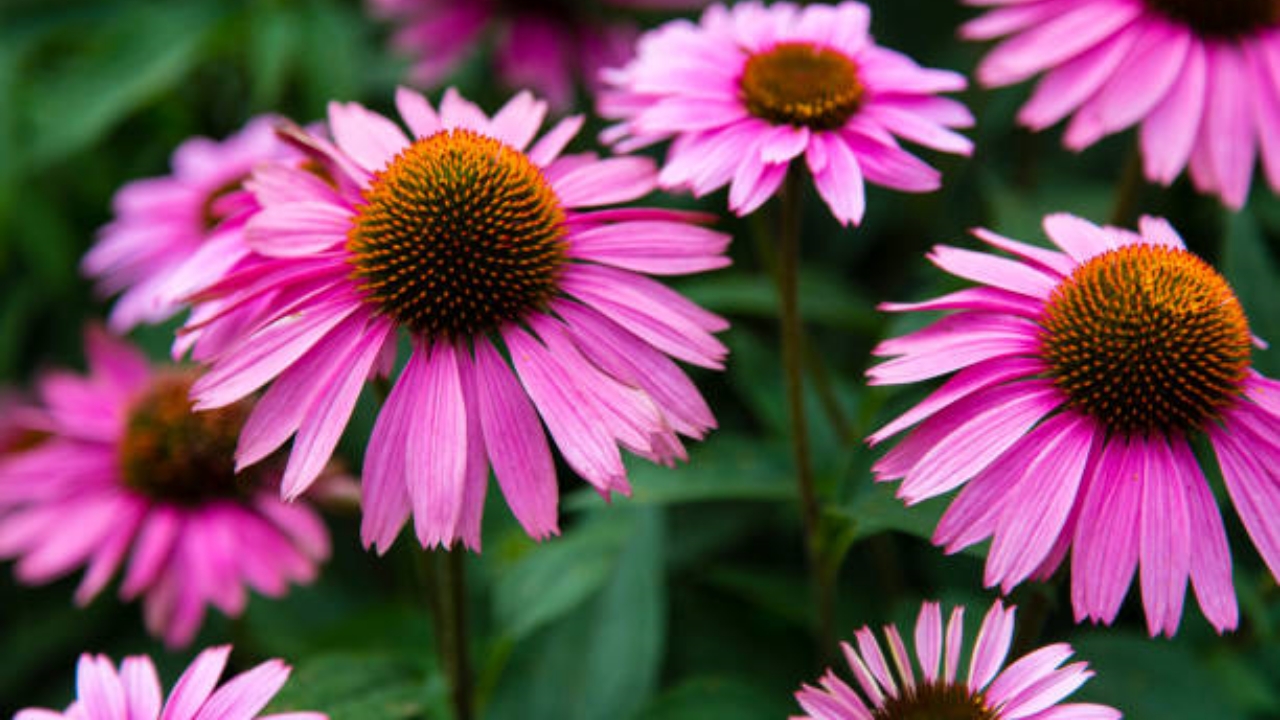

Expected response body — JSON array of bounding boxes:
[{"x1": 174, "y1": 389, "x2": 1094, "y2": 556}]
[{"x1": 160, "y1": 646, "x2": 231, "y2": 720}]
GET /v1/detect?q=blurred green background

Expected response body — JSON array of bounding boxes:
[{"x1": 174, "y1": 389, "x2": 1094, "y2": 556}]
[{"x1": 1, "y1": 0, "x2": 1277, "y2": 717}]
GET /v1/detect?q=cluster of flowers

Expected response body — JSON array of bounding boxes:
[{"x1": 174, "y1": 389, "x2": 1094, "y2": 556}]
[{"x1": 4, "y1": 0, "x2": 1278, "y2": 717}]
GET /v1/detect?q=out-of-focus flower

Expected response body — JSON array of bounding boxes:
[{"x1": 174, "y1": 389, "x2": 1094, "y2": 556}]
[
  {"x1": 14, "y1": 645, "x2": 326, "y2": 720},
  {"x1": 794, "y1": 600, "x2": 1120, "y2": 720},
  {"x1": 368, "y1": 0, "x2": 708, "y2": 110},
  {"x1": 83, "y1": 117, "x2": 297, "y2": 332},
  {"x1": 183, "y1": 87, "x2": 728, "y2": 553},
  {"x1": 963, "y1": 0, "x2": 1280, "y2": 209},
  {"x1": 0, "y1": 329, "x2": 335, "y2": 647},
  {"x1": 869, "y1": 213, "x2": 1278, "y2": 636},
  {"x1": 599, "y1": 0, "x2": 973, "y2": 225}
]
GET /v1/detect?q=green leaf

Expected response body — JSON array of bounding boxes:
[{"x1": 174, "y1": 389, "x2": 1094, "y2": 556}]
[
  {"x1": 638, "y1": 677, "x2": 796, "y2": 720},
  {"x1": 21, "y1": 1, "x2": 217, "y2": 167},
  {"x1": 678, "y1": 270, "x2": 877, "y2": 331},
  {"x1": 1072, "y1": 631, "x2": 1251, "y2": 720},
  {"x1": 1223, "y1": 210, "x2": 1280, "y2": 376},
  {"x1": 266, "y1": 652, "x2": 444, "y2": 720},
  {"x1": 492, "y1": 515, "x2": 629, "y2": 641}
]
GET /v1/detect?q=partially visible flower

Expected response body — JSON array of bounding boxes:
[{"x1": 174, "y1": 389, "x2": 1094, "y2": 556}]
[
  {"x1": 14, "y1": 645, "x2": 325, "y2": 720},
  {"x1": 368, "y1": 0, "x2": 708, "y2": 110},
  {"x1": 0, "y1": 329, "x2": 335, "y2": 647},
  {"x1": 183, "y1": 87, "x2": 728, "y2": 553},
  {"x1": 794, "y1": 600, "x2": 1120, "y2": 720},
  {"x1": 868, "y1": 213, "x2": 1279, "y2": 636},
  {"x1": 83, "y1": 117, "x2": 298, "y2": 333},
  {"x1": 599, "y1": 1, "x2": 973, "y2": 226},
  {"x1": 962, "y1": 0, "x2": 1280, "y2": 209}
]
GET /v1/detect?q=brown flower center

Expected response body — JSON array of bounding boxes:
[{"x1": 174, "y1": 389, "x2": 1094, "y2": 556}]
[
  {"x1": 120, "y1": 373, "x2": 254, "y2": 504},
  {"x1": 1041, "y1": 245, "x2": 1252, "y2": 437},
  {"x1": 740, "y1": 42, "x2": 864, "y2": 130},
  {"x1": 872, "y1": 682, "x2": 999, "y2": 720},
  {"x1": 1143, "y1": 0, "x2": 1280, "y2": 37},
  {"x1": 347, "y1": 129, "x2": 568, "y2": 339}
]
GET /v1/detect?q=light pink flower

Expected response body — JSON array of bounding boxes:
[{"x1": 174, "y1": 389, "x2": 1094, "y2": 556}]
[
  {"x1": 868, "y1": 213, "x2": 1279, "y2": 637},
  {"x1": 794, "y1": 600, "x2": 1120, "y2": 720},
  {"x1": 83, "y1": 117, "x2": 297, "y2": 332},
  {"x1": 15, "y1": 645, "x2": 325, "y2": 720},
  {"x1": 0, "y1": 329, "x2": 333, "y2": 648},
  {"x1": 183, "y1": 87, "x2": 728, "y2": 553},
  {"x1": 598, "y1": 1, "x2": 973, "y2": 226},
  {"x1": 368, "y1": 0, "x2": 708, "y2": 110},
  {"x1": 963, "y1": 0, "x2": 1280, "y2": 209}
]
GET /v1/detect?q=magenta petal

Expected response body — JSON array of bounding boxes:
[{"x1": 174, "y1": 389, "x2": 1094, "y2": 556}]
[
  {"x1": 472, "y1": 339, "x2": 559, "y2": 540},
  {"x1": 159, "y1": 646, "x2": 230, "y2": 720},
  {"x1": 191, "y1": 659, "x2": 290, "y2": 720},
  {"x1": 968, "y1": 601, "x2": 1015, "y2": 693},
  {"x1": 402, "y1": 343, "x2": 469, "y2": 549},
  {"x1": 1071, "y1": 438, "x2": 1141, "y2": 626},
  {"x1": 1172, "y1": 437, "x2": 1238, "y2": 632}
]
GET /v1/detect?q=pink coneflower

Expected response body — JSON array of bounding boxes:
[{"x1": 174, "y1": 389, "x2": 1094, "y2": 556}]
[
  {"x1": 83, "y1": 117, "x2": 297, "y2": 332},
  {"x1": 0, "y1": 329, "x2": 333, "y2": 647},
  {"x1": 598, "y1": 1, "x2": 974, "y2": 226},
  {"x1": 962, "y1": 0, "x2": 1280, "y2": 209},
  {"x1": 182, "y1": 87, "x2": 728, "y2": 552},
  {"x1": 868, "y1": 213, "x2": 1280, "y2": 637},
  {"x1": 793, "y1": 600, "x2": 1120, "y2": 720},
  {"x1": 15, "y1": 645, "x2": 325, "y2": 720},
  {"x1": 368, "y1": 0, "x2": 708, "y2": 110}
]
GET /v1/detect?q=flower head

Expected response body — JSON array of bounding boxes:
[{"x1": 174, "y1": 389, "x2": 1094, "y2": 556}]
[
  {"x1": 368, "y1": 0, "x2": 707, "y2": 110},
  {"x1": 0, "y1": 329, "x2": 334, "y2": 647},
  {"x1": 83, "y1": 117, "x2": 296, "y2": 332},
  {"x1": 598, "y1": 1, "x2": 973, "y2": 225},
  {"x1": 794, "y1": 600, "x2": 1119, "y2": 720},
  {"x1": 868, "y1": 213, "x2": 1279, "y2": 636},
  {"x1": 15, "y1": 645, "x2": 325, "y2": 720},
  {"x1": 963, "y1": 0, "x2": 1280, "y2": 209},
  {"x1": 183, "y1": 87, "x2": 729, "y2": 553}
]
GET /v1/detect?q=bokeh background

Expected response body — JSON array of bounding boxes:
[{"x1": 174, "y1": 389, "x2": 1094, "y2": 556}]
[{"x1": 1, "y1": 0, "x2": 1277, "y2": 717}]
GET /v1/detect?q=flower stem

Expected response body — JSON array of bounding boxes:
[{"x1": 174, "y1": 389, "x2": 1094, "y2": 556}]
[
  {"x1": 424, "y1": 549, "x2": 474, "y2": 720},
  {"x1": 776, "y1": 167, "x2": 835, "y2": 658},
  {"x1": 1109, "y1": 142, "x2": 1145, "y2": 227}
]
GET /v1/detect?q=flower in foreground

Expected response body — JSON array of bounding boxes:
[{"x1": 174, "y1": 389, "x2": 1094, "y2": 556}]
[
  {"x1": 868, "y1": 213, "x2": 1279, "y2": 636},
  {"x1": 368, "y1": 0, "x2": 707, "y2": 110},
  {"x1": 83, "y1": 117, "x2": 295, "y2": 332},
  {"x1": 794, "y1": 600, "x2": 1119, "y2": 720},
  {"x1": 598, "y1": 0, "x2": 973, "y2": 226},
  {"x1": 184, "y1": 87, "x2": 729, "y2": 552},
  {"x1": 15, "y1": 645, "x2": 325, "y2": 720},
  {"x1": 962, "y1": 0, "x2": 1280, "y2": 209},
  {"x1": 0, "y1": 329, "x2": 333, "y2": 647}
]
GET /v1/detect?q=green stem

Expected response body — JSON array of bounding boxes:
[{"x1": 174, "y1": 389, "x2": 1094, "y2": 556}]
[
  {"x1": 776, "y1": 168, "x2": 836, "y2": 658},
  {"x1": 424, "y1": 550, "x2": 474, "y2": 720},
  {"x1": 1109, "y1": 143, "x2": 1145, "y2": 227}
]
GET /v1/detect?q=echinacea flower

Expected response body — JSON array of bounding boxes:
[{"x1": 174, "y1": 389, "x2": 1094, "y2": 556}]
[
  {"x1": 868, "y1": 213, "x2": 1280, "y2": 636},
  {"x1": 962, "y1": 0, "x2": 1280, "y2": 209},
  {"x1": 183, "y1": 87, "x2": 728, "y2": 553},
  {"x1": 598, "y1": 1, "x2": 974, "y2": 225},
  {"x1": 83, "y1": 117, "x2": 297, "y2": 332},
  {"x1": 369, "y1": 0, "x2": 707, "y2": 110},
  {"x1": 0, "y1": 329, "x2": 334, "y2": 647},
  {"x1": 15, "y1": 645, "x2": 325, "y2": 720},
  {"x1": 794, "y1": 600, "x2": 1120, "y2": 720}
]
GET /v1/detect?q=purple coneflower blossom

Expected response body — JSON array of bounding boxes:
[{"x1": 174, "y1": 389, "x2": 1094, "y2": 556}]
[
  {"x1": 598, "y1": 1, "x2": 973, "y2": 226},
  {"x1": 15, "y1": 645, "x2": 325, "y2": 720},
  {"x1": 868, "y1": 213, "x2": 1279, "y2": 636},
  {"x1": 963, "y1": 0, "x2": 1280, "y2": 209},
  {"x1": 794, "y1": 600, "x2": 1120, "y2": 720},
  {"x1": 182, "y1": 87, "x2": 729, "y2": 553},
  {"x1": 83, "y1": 117, "x2": 296, "y2": 332},
  {"x1": 0, "y1": 329, "x2": 334, "y2": 647},
  {"x1": 368, "y1": 0, "x2": 707, "y2": 110}
]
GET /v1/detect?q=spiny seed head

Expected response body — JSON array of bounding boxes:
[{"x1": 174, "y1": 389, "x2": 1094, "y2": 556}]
[
  {"x1": 347, "y1": 129, "x2": 568, "y2": 339},
  {"x1": 1143, "y1": 0, "x2": 1280, "y2": 37},
  {"x1": 1041, "y1": 245, "x2": 1252, "y2": 438},
  {"x1": 120, "y1": 372, "x2": 254, "y2": 505},
  {"x1": 872, "y1": 682, "x2": 999, "y2": 720},
  {"x1": 740, "y1": 42, "x2": 864, "y2": 130}
]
